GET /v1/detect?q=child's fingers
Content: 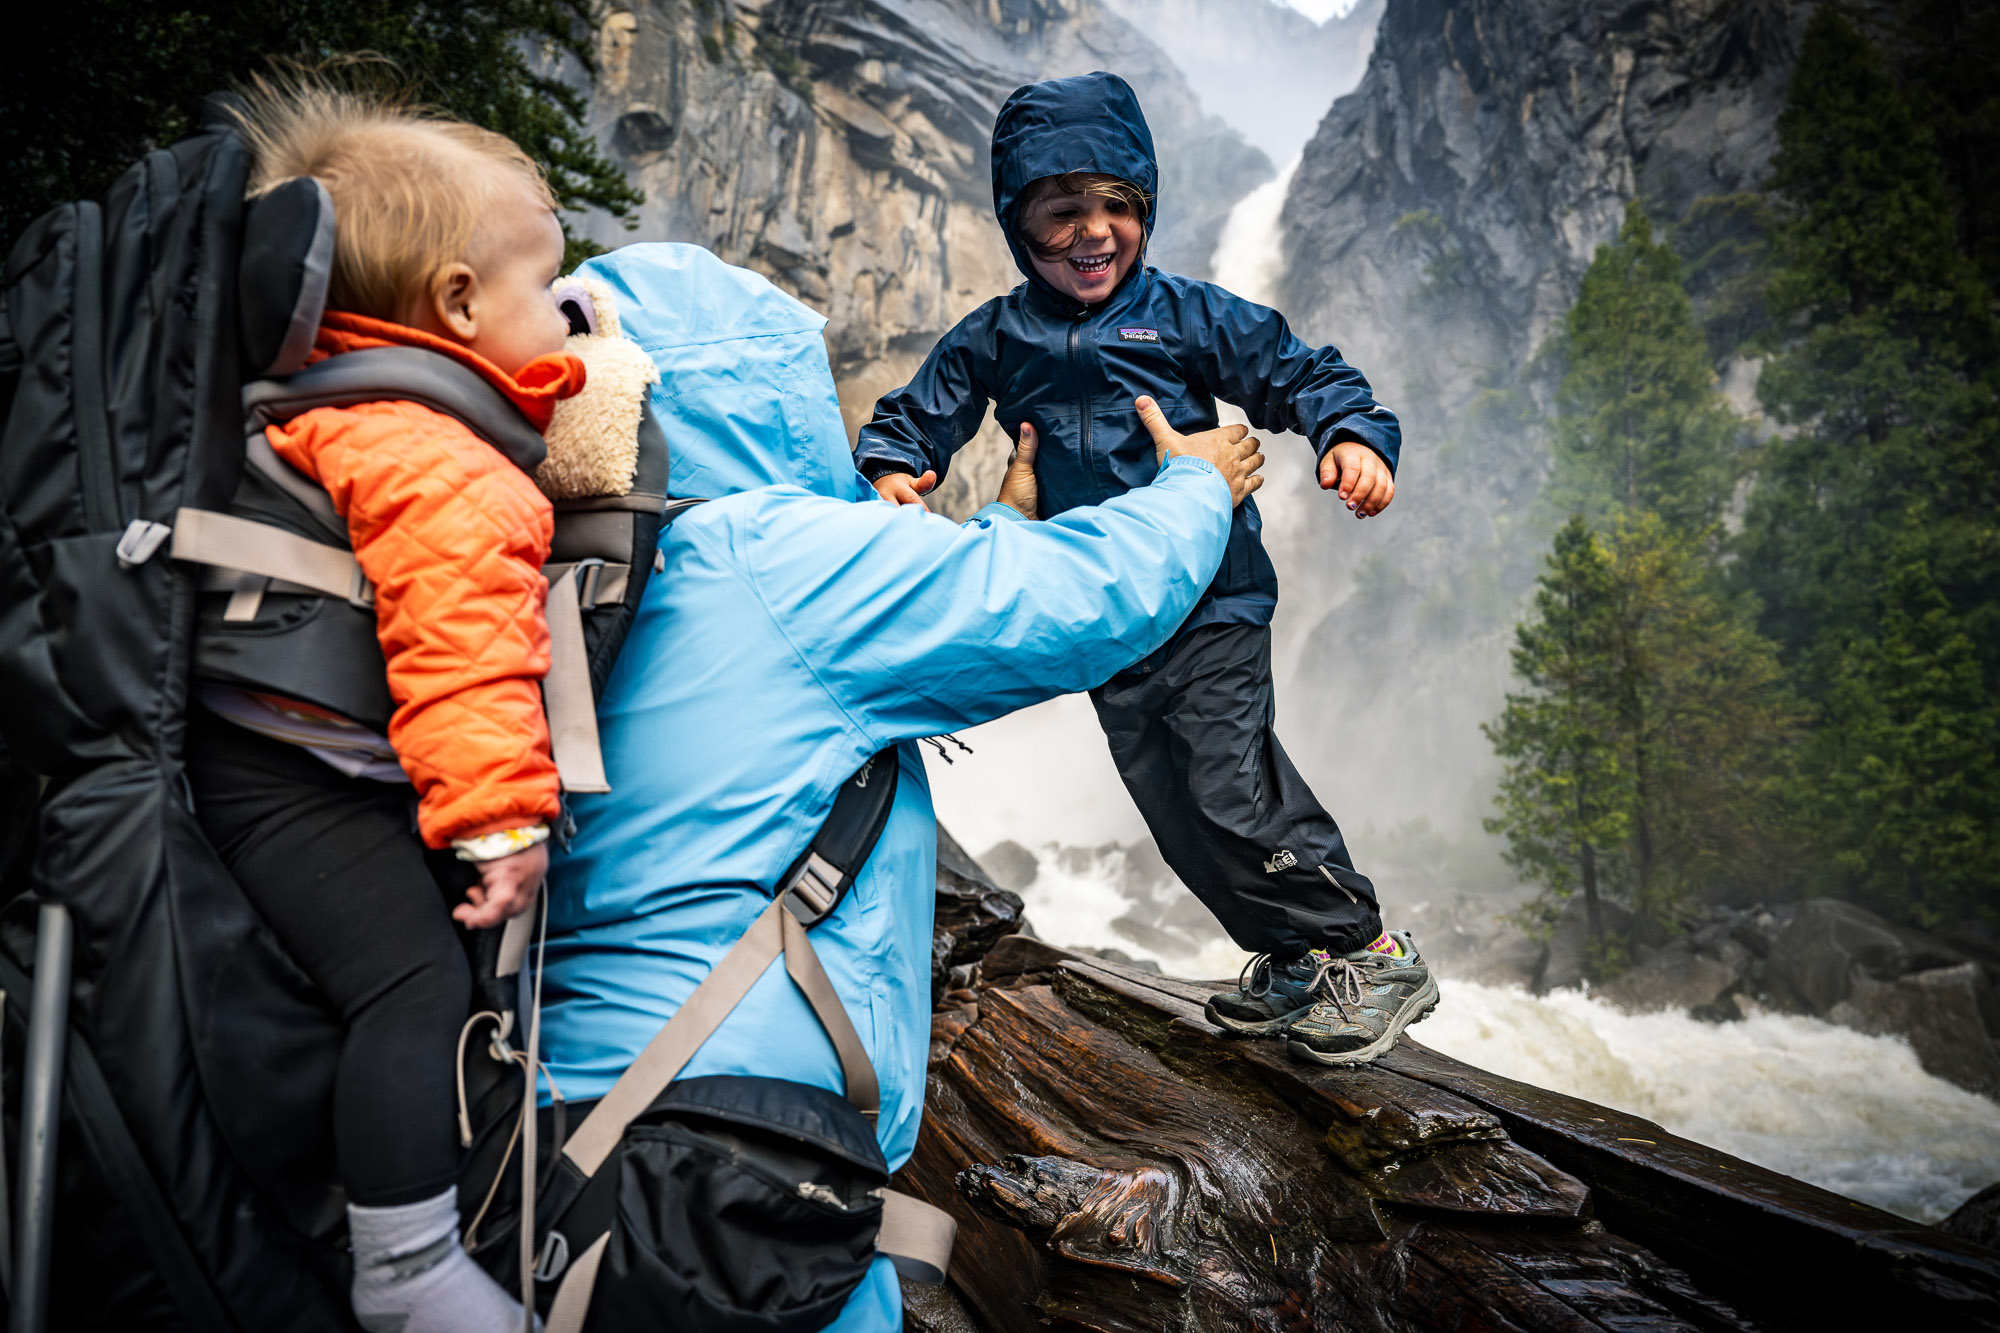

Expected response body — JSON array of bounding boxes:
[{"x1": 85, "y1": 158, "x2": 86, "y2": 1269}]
[
  {"x1": 1364, "y1": 471, "x2": 1396, "y2": 517},
  {"x1": 912, "y1": 469, "x2": 938, "y2": 497}
]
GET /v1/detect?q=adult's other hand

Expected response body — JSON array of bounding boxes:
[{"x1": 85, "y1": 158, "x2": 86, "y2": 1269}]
[
  {"x1": 1136, "y1": 396, "x2": 1264, "y2": 507},
  {"x1": 996, "y1": 423, "x2": 1041, "y2": 518}
]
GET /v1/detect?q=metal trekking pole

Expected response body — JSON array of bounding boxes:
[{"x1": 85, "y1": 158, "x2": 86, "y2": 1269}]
[{"x1": 12, "y1": 901, "x2": 72, "y2": 1333}]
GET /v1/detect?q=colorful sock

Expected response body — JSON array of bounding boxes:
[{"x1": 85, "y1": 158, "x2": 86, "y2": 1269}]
[{"x1": 1364, "y1": 931, "x2": 1404, "y2": 958}]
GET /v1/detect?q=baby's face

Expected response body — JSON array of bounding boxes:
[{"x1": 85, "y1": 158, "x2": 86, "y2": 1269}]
[
  {"x1": 455, "y1": 173, "x2": 570, "y2": 376},
  {"x1": 1021, "y1": 175, "x2": 1145, "y2": 305}
]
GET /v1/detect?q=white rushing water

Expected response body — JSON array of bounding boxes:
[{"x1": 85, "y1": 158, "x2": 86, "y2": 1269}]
[{"x1": 1000, "y1": 846, "x2": 2000, "y2": 1226}]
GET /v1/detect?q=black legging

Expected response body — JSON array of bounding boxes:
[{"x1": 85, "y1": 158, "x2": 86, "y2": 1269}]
[{"x1": 184, "y1": 708, "x2": 473, "y2": 1207}]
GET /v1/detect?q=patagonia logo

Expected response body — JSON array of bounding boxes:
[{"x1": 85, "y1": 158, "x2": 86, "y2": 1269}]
[
  {"x1": 1118, "y1": 327, "x2": 1161, "y2": 343},
  {"x1": 1263, "y1": 849, "x2": 1298, "y2": 874}
]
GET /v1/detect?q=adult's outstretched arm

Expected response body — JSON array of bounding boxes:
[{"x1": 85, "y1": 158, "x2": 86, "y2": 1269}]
[{"x1": 734, "y1": 455, "x2": 1234, "y2": 744}]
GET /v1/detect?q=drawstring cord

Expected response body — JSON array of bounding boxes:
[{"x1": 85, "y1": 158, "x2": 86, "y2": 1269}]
[{"x1": 920, "y1": 734, "x2": 973, "y2": 764}]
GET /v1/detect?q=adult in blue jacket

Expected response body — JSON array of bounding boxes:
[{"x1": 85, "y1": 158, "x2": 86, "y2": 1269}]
[{"x1": 537, "y1": 243, "x2": 1258, "y2": 1331}]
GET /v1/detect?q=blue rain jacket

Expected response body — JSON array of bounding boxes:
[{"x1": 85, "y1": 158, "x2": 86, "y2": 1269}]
[
  {"x1": 855, "y1": 70, "x2": 1400, "y2": 643},
  {"x1": 537, "y1": 242, "x2": 1235, "y2": 1330}
]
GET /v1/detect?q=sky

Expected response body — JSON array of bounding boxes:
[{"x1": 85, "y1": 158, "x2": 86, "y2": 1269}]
[{"x1": 1275, "y1": 0, "x2": 1360, "y2": 19}]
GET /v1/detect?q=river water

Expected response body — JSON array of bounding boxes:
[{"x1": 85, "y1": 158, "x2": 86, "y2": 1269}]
[{"x1": 926, "y1": 116, "x2": 2000, "y2": 1228}]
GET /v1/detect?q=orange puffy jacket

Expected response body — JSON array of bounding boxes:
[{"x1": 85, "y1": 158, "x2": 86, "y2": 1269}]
[{"x1": 264, "y1": 311, "x2": 586, "y2": 847}]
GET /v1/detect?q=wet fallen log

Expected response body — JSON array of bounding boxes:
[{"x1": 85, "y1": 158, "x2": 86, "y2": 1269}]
[{"x1": 904, "y1": 842, "x2": 2000, "y2": 1332}]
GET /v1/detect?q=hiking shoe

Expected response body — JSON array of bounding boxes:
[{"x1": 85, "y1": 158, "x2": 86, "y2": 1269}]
[
  {"x1": 1205, "y1": 949, "x2": 1341, "y2": 1036},
  {"x1": 1285, "y1": 931, "x2": 1438, "y2": 1067}
]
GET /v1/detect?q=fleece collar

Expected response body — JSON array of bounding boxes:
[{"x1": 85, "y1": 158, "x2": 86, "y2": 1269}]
[{"x1": 311, "y1": 310, "x2": 587, "y2": 432}]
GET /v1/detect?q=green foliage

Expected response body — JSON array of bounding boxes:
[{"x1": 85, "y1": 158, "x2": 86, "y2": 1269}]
[
  {"x1": 1, "y1": 1, "x2": 642, "y2": 250},
  {"x1": 1548, "y1": 202, "x2": 1747, "y2": 533},
  {"x1": 1731, "y1": 6, "x2": 2000, "y2": 924},
  {"x1": 1804, "y1": 525, "x2": 2000, "y2": 925},
  {"x1": 1486, "y1": 518, "x2": 1797, "y2": 940}
]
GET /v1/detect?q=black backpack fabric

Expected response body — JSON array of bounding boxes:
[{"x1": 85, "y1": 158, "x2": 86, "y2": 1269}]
[
  {"x1": 0, "y1": 103, "x2": 666, "y2": 1329},
  {"x1": 0, "y1": 101, "x2": 359, "y2": 1331}
]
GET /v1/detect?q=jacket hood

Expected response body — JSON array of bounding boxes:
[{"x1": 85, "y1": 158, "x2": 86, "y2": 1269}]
[
  {"x1": 991, "y1": 71, "x2": 1159, "y2": 292},
  {"x1": 575, "y1": 242, "x2": 869, "y2": 502}
]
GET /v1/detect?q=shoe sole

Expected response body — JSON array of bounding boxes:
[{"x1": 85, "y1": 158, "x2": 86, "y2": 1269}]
[
  {"x1": 1204, "y1": 994, "x2": 1317, "y2": 1037},
  {"x1": 1284, "y1": 975, "x2": 1441, "y2": 1067}
]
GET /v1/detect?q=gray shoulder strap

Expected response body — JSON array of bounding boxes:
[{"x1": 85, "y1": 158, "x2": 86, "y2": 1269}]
[{"x1": 243, "y1": 345, "x2": 548, "y2": 476}]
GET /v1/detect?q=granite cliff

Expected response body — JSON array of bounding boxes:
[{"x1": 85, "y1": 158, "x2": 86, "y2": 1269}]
[{"x1": 568, "y1": 0, "x2": 1270, "y2": 515}]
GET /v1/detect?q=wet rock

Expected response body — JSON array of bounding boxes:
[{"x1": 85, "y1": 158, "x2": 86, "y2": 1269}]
[
  {"x1": 1944, "y1": 1183, "x2": 2000, "y2": 1252},
  {"x1": 1539, "y1": 896, "x2": 1640, "y2": 993},
  {"x1": 932, "y1": 825, "x2": 1026, "y2": 1003},
  {"x1": 900, "y1": 1273, "x2": 988, "y2": 1333},
  {"x1": 1827, "y1": 963, "x2": 2000, "y2": 1099},
  {"x1": 977, "y1": 839, "x2": 1039, "y2": 893},
  {"x1": 1599, "y1": 946, "x2": 1748, "y2": 1018},
  {"x1": 1765, "y1": 899, "x2": 1968, "y2": 1016}
]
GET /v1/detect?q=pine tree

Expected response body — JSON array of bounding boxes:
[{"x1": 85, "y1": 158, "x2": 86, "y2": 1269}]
[
  {"x1": 1484, "y1": 518, "x2": 1634, "y2": 948},
  {"x1": 1, "y1": 2, "x2": 643, "y2": 252},
  {"x1": 1487, "y1": 518, "x2": 1798, "y2": 951},
  {"x1": 1735, "y1": 6, "x2": 2000, "y2": 922},
  {"x1": 1550, "y1": 202, "x2": 1746, "y2": 533}
]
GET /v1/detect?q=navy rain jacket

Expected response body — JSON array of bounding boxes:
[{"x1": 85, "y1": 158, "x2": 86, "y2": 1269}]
[{"x1": 855, "y1": 70, "x2": 1401, "y2": 639}]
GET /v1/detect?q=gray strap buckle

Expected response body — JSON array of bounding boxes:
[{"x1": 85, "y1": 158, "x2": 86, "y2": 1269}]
[
  {"x1": 782, "y1": 853, "x2": 843, "y2": 925},
  {"x1": 533, "y1": 1228, "x2": 570, "y2": 1283},
  {"x1": 114, "y1": 520, "x2": 173, "y2": 569}
]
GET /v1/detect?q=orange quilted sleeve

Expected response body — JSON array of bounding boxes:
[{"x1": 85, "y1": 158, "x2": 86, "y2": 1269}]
[{"x1": 266, "y1": 401, "x2": 563, "y2": 847}]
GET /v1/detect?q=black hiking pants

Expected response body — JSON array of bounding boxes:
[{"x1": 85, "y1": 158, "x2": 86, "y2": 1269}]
[
  {"x1": 184, "y1": 709, "x2": 473, "y2": 1207},
  {"x1": 1090, "y1": 622, "x2": 1381, "y2": 960}
]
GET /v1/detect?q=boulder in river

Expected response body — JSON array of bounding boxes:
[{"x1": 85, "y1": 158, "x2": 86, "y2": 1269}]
[
  {"x1": 1828, "y1": 962, "x2": 2000, "y2": 1099},
  {"x1": 1944, "y1": 1183, "x2": 2000, "y2": 1252}
]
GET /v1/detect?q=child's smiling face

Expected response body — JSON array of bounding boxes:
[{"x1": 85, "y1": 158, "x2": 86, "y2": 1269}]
[{"x1": 1019, "y1": 173, "x2": 1146, "y2": 305}]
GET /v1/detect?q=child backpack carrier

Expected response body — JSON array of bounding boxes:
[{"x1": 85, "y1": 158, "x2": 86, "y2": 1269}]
[{"x1": 0, "y1": 98, "x2": 661, "y2": 1329}]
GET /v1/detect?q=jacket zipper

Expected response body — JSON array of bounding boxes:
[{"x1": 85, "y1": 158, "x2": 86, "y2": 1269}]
[
  {"x1": 72, "y1": 201, "x2": 120, "y2": 532},
  {"x1": 1068, "y1": 315, "x2": 1099, "y2": 503}
]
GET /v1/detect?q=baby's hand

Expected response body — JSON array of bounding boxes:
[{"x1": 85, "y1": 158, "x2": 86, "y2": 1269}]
[
  {"x1": 995, "y1": 424, "x2": 1041, "y2": 518},
  {"x1": 1318, "y1": 441, "x2": 1394, "y2": 518},
  {"x1": 872, "y1": 469, "x2": 938, "y2": 508},
  {"x1": 455, "y1": 843, "x2": 547, "y2": 929}
]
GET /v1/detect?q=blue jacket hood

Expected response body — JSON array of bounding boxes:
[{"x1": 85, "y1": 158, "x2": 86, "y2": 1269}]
[
  {"x1": 991, "y1": 71, "x2": 1159, "y2": 291},
  {"x1": 575, "y1": 242, "x2": 870, "y2": 502}
]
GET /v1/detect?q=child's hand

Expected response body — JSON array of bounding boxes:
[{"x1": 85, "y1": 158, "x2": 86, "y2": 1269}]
[
  {"x1": 454, "y1": 843, "x2": 547, "y2": 929},
  {"x1": 995, "y1": 424, "x2": 1041, "y2": 518},
  {"x1": 872, "y1": 469, "x2": 938, "y2": 508},
  {"x1": 1136, "y1": 396, "x2": 1265, "y2": 506},
  {"x1": 1318, "y1": 440, "x2": 1395, "y2": 518}
]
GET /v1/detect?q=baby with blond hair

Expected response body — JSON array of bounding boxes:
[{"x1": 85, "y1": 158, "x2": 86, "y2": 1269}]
[{"x1": 188, "y1": 75, "x2": 582, "y2": 1331}]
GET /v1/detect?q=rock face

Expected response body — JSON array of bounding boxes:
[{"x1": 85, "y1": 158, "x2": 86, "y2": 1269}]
[
  {"x1": 573, "y1": 0, "x2": 1268, "y2": 517},
  {"x1": 1278, "y1": 0, "x2": 1802, "y2": 413}
]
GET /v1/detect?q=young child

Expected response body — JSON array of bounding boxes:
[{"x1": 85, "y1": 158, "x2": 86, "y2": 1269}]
[
  {"x1": 184, "y1": 79, "x2": 581, "y2": 1331},
  {"x1": 857, "y1": 72, "x2": 1439, "y2": 1066}
]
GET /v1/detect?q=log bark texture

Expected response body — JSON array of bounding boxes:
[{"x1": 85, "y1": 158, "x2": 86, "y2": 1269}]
[{"x1": 903, "y1": 849, "x2": 2000, "y2": 1332}]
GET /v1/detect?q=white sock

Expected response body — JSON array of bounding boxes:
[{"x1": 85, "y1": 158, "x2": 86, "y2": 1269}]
[{"x1": 348, "y1": 1187, "x2": 533, "y2": 1333}]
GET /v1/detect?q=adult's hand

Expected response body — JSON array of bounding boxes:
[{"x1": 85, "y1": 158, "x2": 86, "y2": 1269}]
[
  {"x1": 995, "y1": 424, "x2": 1041, "y2": 518},
  {"x1": 1135, "y1": 396, "x2": 1264, "y2": 507},
  {"x1": 872, "y1": 469, "x2": 938, "y2": 508}
]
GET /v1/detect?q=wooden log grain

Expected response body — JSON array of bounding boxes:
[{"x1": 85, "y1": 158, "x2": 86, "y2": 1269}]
[{"x1": 904, "y1": 851, "x2": 2000, "y2": 1333}]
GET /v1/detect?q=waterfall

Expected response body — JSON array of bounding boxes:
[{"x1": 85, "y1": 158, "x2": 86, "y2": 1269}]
[{"x1": 1211, "y1": 156, "x2": 1302, "y2": 305}]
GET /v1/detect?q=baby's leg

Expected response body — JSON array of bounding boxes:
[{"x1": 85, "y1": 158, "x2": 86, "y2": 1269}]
[
  {"x1": 186, "y1": 708, "x2": 468, "y2": 1205},
  {"x1": 186, "y1": 709, "x2": 526, "y2": 1331},
  {"x1": 1090, "y1": 622, "x2": 1381, "y2": 959}
]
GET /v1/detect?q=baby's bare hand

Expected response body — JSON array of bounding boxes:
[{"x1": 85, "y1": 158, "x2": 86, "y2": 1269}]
[
  {"x1": 1317, "y1": 441, "x2": 1395, "y2": 517},
  {"x1": 455, "y1": 843, "x2": 547, "y2": 930},
  {"x1": 871, "y1": 469, "x2": 938, "y2": 509},
  {"x1": 996, "y1": 424, "x2": 1041, "y2": 518},
  {"x1": 1135, "y1": 396, "x2": 1265, "y2": 507}
]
